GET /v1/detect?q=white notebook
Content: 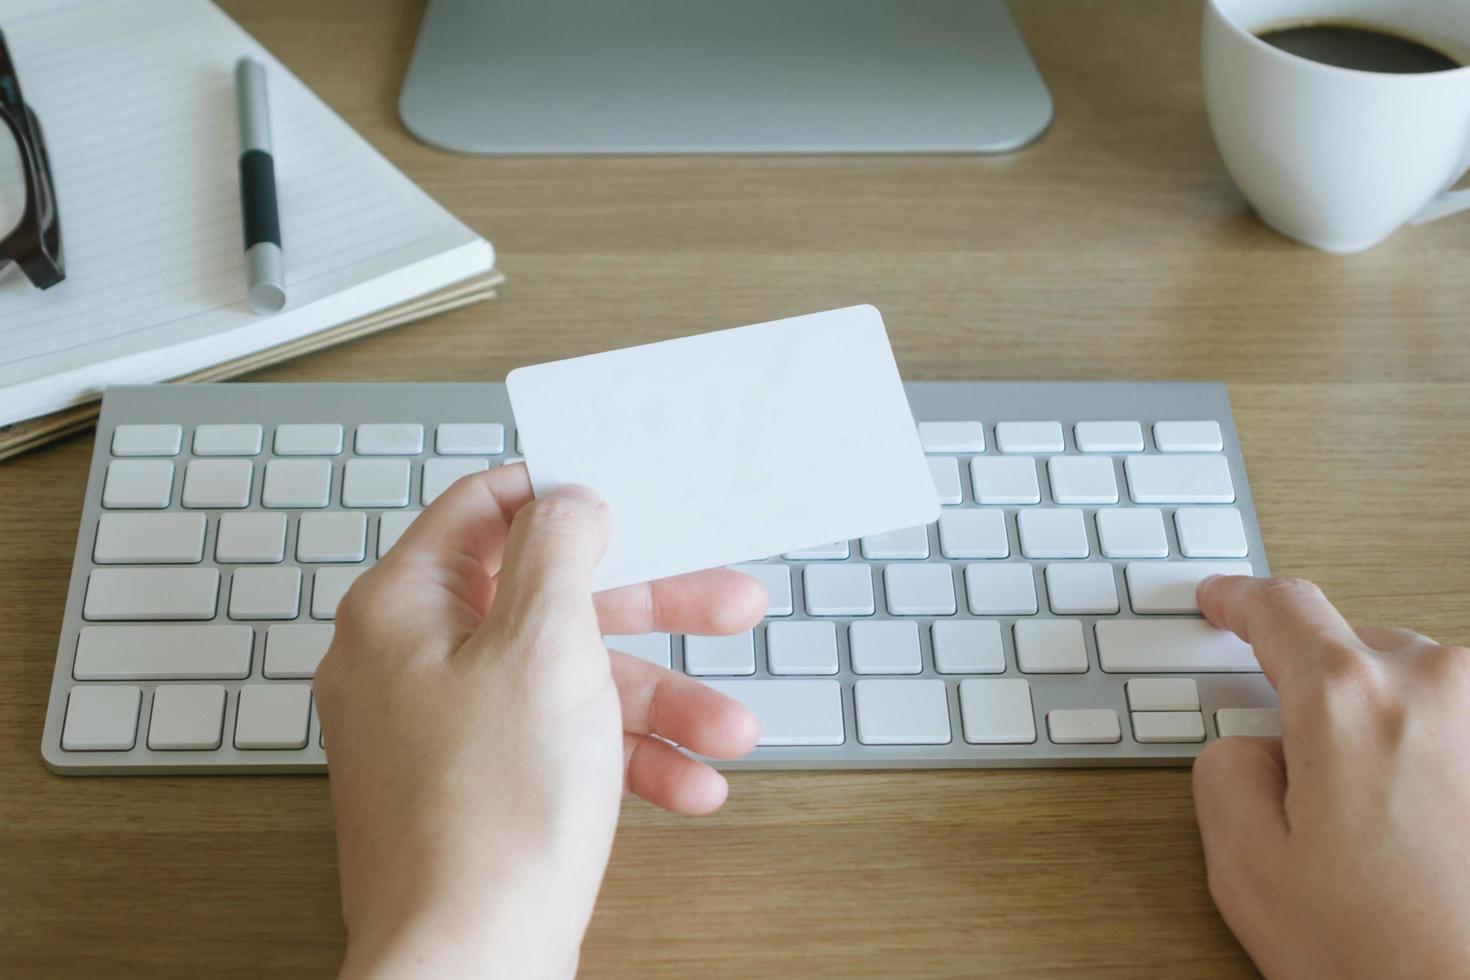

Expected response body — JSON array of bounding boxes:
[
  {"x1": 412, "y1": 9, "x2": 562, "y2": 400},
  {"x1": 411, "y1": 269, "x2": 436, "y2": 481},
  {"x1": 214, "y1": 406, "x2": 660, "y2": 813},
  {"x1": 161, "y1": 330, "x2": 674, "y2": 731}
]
[{"x1": 0, "y1": 0, "x2": 496, "y2": 426}]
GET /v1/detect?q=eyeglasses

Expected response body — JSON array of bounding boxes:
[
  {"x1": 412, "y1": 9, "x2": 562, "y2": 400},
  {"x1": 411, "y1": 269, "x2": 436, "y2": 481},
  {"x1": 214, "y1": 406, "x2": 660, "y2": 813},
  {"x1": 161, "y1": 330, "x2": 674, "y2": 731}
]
[{"x1": 0, "y1": 28, "x2": 63, "y2": 290}]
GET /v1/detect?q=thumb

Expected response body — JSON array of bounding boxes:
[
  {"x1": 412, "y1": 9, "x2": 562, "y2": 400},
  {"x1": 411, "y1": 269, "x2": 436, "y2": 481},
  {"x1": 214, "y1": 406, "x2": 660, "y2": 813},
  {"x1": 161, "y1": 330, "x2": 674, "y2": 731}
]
[
  {"x1": 479, "y1": 484, "x2": 611, "y2": 656},
  {"x1": 1192, "y1": 736, "x2": 1289, "y2": 930}
]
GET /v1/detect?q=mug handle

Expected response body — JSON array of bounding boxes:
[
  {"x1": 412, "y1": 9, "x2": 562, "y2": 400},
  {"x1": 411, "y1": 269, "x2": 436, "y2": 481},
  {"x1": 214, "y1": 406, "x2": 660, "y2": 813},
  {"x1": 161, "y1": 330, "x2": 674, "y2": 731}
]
[{"x1": 1409, "y1": 186, "x2": 1470, "y2": 225}]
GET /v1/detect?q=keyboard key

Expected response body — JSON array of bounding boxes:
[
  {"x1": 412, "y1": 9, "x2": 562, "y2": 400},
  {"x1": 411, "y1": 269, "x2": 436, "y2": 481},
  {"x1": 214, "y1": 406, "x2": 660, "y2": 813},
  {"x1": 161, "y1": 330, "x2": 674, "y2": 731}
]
[
  {"x1": 83, "y1": 568, "x2": 219, "y2": 620},
  {"x1": 74, "y1": 625, "x2": 252, "y2": 679},
  {"x1": 1096, "y1": 508, "x2": 1168, "y2": 559},
  {"x1": 274, "y1": 424, "x2": 343, "y2": 456},
  {"x1": 216, "y1": 512, "x2": 287, "y2": 563},
  {"x1": 782, "y1": 541, "x2": 849, "y2": 560},
  {"x1": 849, "y1": 620, "x2": 922, "y2": 674},
  {"x1": 234, "y1": 685, "x2": 312, "y2": 749},
  {"x1": 355, "y1": 423, "x2": 424, "y2": 455},
  {"x1": 1017, "y1": 508, "x2": 1089, "y2": 559},
  {"x1": 93, "y1": 513, "x2": 205, "y2": 564},
  {"x1": 342, "y1": 458, "x2": 411, "y2": 508},
  {"x1": 181, "y1": 459, "x2": 253, "y2": 508},
  {"x1": 1015, "y1": 619, "x2": 1088, "y2": 673},
  {"x1": 931, "y1": 620, "x2": 1006, "y2": 674},
  {"x1": 296, "y1": 512, "x2": 367, "y2": 562},
  {"x1": 311, "y1": 567, "x2": 366, "y2": 620},
  {"x1": 862, "y1": 526, "x2": 930, "y2": 560},
  {"x1": 264, "y1": 624, "x2": 335, "y2": 678},
  {"x1": 765, "y1": 621, "x2": 838, "y2": 675},
  {"x1": 1215, "y1": 707, "x2": 1281, "y2": 737},
  {"x1": 102, "y1": 459, "x2": 174, "y2": 509},
  {"x1": 704, "y1": 680, "x2": 844, "y2": 746},
  {"x1": 377, "y1": 510, "x2": 421, "y2": 557},
  {"x1": 1175, "y1": 507, "x2": 1249, "y2": 558},
  {"x1": 1126, "y1": 678, "x2": 1200, "y2": 712},
  {"x1": 262, "y1": 458, "x2": 333, "y2": 508},
  {"x1": 147, "y1": 684, "x2": 226, "y2": 750},
  {"x1": 1131, "y1": 711, "x2": 1205, "y2": 743},
  {"x1": 1047, "y1": 456, "x2": 1119, "y2": 504},
  {"x1": 61, "y1": 685, "x2": 141, "y2": 750},
  {"x1": 995, "y1": 421, "x2": 1064, "y2": 454},
  {"x1": 436, "y1": 422, "x2": 505, "y2": 455},
  {"x1": 422, "y1": 457, "x2": 489, "y2": 504},
  {"x1": 964, "y1": 563, "x2": 1038, "y2": 615},
  {"x1": 927, "y1": 457, "x2": 963, "y2": 505},
  {"x1": 803, "y1": 565, "x2": 875, "y2": 616},
  {"x1": 937, "y1": 509, "x2": 1009, "y2": 559},
  {"x1": 228, "y1": 567, "x2": 302, "y2": 620},
  {"x1": 1153, "y1": 420, "x2": 1223, "y2": 453},
  {"x1": 604, "y1": 633, "x2": 672, "y2": 668},
  {"x1": 854, "y1": 679, "x2": 951, "y2": 744},
  {"x1": 111, "y1": 424, "x2": 182, "y2": 457},
  {"x1": 1073, "y1": 420, "x2": 1143, "y2": 453},
  {"x1": 883, "y1": 563, "x2": 957, "y2": 615},
  {"x1": 732, "y1": 563, "x2": 794, "y2": 616},
  {"x1": 1044, "y1": 563, "x2": 1119, "y2": 615},
  {"x1": 192, "y1": 424, "x2": 262, "y2": 456},
  {"x1": 1125, "y1": 455, "x2": 1235, "y2": 504},
  {"x1": 684, "y1": 631, "x2": 756, "y2": 676},
  {"x1": 917, "y1": 421, "x2": 985, "y2": 453},
  {"x1": 1047, "y1": 709, "x2": 1120, "y2": 744},
  {"x1": 970, "y1": 457, "x2": 1040, "y2": 504},
  {"x1": 958, "y1": 678, "x2": 1035, "y2": 744},
  {"x1": 1096, "y1": 619, "x2": 1259, "y2": 672},
  {"x1": 1126, "y1": 561, "x2": 1252, "y2": 613}
]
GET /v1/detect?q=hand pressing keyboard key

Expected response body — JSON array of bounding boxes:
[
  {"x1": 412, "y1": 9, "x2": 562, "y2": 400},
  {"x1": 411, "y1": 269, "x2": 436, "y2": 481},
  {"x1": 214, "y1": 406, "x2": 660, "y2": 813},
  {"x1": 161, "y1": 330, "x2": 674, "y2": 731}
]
[{"x1": 1126, "y1": 561, "x2": 1253, "y2": 613}]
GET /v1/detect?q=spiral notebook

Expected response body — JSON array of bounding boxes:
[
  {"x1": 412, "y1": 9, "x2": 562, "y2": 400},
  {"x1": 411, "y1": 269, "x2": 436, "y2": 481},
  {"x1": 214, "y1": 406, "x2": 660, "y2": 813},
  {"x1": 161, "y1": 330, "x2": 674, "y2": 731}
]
[{"x1": 0, "y1": 0, "x2": 500, "y2": 457}]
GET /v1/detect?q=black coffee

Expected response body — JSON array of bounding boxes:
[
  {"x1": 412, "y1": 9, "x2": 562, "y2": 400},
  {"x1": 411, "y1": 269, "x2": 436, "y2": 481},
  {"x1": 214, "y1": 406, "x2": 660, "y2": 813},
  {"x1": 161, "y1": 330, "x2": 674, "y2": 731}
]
[{"x1": 1257, "y1": 23, "x2": 1462, "y2": 73}]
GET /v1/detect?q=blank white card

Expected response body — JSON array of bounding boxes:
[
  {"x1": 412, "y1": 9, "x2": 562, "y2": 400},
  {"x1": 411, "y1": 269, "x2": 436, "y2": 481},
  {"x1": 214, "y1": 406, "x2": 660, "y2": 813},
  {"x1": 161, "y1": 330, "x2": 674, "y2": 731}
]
[{"x1": 507, "y1": 305, "x2": 939, "y2": 591}]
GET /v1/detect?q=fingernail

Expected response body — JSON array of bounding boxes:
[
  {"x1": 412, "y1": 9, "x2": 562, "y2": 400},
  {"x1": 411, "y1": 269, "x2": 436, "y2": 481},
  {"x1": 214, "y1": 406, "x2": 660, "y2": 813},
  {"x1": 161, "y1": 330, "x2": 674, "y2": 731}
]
[{"x1": 545, "y1": 484, "x2": 604, "y2": 508}]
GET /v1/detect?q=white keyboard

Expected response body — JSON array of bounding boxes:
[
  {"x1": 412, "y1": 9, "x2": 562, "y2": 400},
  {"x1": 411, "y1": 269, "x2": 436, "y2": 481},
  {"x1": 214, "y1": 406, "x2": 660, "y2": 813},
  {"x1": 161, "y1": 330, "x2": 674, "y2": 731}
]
[{"x1": 42, "y1": 382, "x2": 1279, "y2": 773}]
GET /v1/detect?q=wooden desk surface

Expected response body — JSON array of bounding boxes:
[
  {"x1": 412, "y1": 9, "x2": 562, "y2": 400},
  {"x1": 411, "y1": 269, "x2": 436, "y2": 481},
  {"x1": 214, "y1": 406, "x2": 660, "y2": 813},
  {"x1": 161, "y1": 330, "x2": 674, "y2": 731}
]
[{"x1": 4, "y1": 1, "x2": 1469, "y2": 976}]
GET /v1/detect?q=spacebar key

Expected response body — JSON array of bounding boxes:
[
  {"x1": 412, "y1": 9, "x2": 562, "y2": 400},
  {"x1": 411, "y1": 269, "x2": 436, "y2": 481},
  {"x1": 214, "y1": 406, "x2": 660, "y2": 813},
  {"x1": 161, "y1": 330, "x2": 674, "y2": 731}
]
[
  {"x1": 82, "y1": 568, "x2": 220, "y2": 620},
  {"x1": 704, "y1": 680, "x2": 844, "y2": 746},
  {"x1": 1096, "y1": 619, "x2": 1260, "y2": 672}
]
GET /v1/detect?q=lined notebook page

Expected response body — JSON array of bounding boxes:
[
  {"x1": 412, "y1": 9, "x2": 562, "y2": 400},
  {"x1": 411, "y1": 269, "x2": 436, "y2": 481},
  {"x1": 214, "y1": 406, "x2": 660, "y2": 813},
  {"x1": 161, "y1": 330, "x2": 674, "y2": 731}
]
[{"x1": 0, "y1": 0, "x2": 494, "y2": 425}]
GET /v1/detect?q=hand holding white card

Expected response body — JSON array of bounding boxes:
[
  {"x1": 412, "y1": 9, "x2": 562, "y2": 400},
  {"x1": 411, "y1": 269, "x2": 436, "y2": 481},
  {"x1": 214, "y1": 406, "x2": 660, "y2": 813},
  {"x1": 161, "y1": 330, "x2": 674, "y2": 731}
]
[{"x1": 507, "y1": 306, "x2": 938, "y2": 591}]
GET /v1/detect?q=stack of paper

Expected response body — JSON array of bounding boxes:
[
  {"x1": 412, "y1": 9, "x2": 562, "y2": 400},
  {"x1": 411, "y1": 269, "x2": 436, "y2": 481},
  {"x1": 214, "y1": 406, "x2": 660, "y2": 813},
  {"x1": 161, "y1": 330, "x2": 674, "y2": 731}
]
[{"x1": 0, "y1": 0, "x2": 499, "y2": 456}]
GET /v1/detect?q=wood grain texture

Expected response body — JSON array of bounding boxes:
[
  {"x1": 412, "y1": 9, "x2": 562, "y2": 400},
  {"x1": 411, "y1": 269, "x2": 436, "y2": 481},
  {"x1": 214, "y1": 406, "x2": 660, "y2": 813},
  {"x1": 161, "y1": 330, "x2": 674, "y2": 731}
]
[{"x1": 3, "y1": 1, "x2": 1468, "y2": 976}]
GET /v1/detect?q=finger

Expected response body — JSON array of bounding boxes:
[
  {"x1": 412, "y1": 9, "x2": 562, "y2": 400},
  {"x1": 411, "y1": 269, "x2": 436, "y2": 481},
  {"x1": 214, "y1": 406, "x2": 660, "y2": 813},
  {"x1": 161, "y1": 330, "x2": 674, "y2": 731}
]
[
  {"x1": 1191, "y1": 737, "x2": 1289, "y2": 936},
  {"x1": 609, "y1": 650, "x2": 760, "y2": 758},
  {"x1": 386, "y1": 463, "x2": 534, "y2": 576},
  {"x1": 595, "y1": 568, "x2": 768, "y2": 637},
  {"x1": 479, "y1": 485, "x2": 611, "y2": 656},
  {"x1": 623, "y1": 733, "x2": 731, "y2": 816},
  {"x1": 1355, "y1": 625, "x2": 1438, "y2": 655},
  {"x1": 1196, "y1": 575, "x2": 1364, "y2": 694}
]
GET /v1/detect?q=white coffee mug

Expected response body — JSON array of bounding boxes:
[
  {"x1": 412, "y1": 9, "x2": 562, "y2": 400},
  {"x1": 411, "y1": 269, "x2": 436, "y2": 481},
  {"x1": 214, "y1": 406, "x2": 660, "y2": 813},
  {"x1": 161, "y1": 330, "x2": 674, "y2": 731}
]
[{"x1": 1203, "y1": 0, "x2": 1470, "y2": 252}]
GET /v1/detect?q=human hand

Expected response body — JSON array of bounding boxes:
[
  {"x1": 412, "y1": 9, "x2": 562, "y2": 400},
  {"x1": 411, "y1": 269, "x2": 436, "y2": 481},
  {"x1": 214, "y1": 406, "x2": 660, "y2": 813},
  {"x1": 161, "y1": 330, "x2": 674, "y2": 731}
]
[
  {"x1": 1192, "y1": 575, "x2": 1470, "y2": 980},
  {"x1": 314, "y1": 464, "x2": 765, "y2": 980}
]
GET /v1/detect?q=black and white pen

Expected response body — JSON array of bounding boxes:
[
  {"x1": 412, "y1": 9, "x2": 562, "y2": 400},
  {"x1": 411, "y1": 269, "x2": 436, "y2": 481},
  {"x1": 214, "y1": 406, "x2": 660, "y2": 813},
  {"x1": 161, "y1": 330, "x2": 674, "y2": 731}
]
[{"x1": 234, "y1": 56, "x2": 285, "y2": 313}]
